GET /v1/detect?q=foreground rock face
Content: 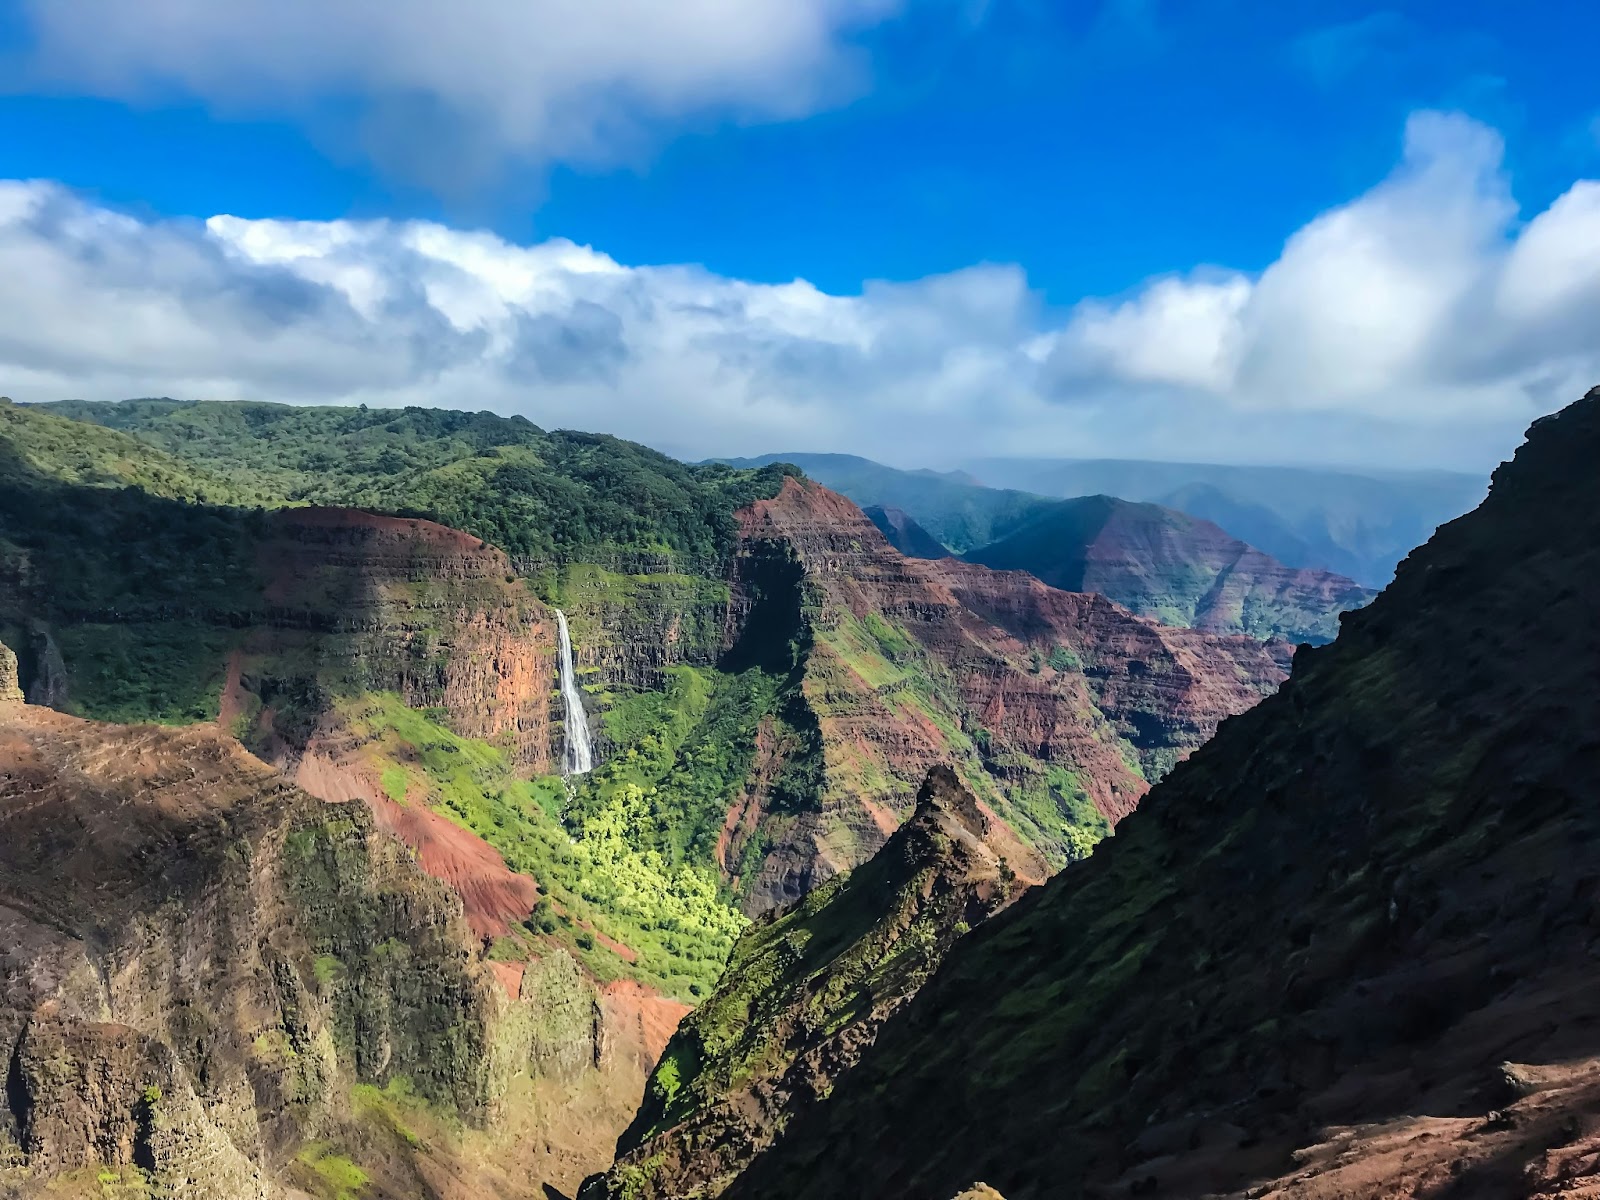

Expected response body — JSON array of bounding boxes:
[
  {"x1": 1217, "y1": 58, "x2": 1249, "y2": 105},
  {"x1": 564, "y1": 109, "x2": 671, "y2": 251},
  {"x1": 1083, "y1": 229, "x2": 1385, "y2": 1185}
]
[
  {"x1": 964, "y1": 494, "x2": 1375, "y2": 644},
  {"x1": 711, "y1": 390, "x2": 1600, "y2": 1199},
  {"x1": 724, "y1": 478, "x2": 1290, "y2": 913},
  {"x1": 584, "y1": 768, "x2": 1044, "y2": 1200},
  {"x1": 0, "y1": 704, "x2": 649, "y2": 1198}
]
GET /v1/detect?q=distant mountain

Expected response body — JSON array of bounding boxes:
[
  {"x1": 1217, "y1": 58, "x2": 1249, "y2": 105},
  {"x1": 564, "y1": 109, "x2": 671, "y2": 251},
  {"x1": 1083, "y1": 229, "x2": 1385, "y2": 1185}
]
[
  {"x1": 696, "y1": 389, "x2": 1600, "y2": 1200},
  {"x1": 717, "y1": 450, "x2": 1369, "y2": 644},
  {"x1": 963, "y1": 456, "x2": 1487, "y2": 587},
  {"x1": 963, "y1": 494, "x2": 1374, "y2": 645},
  {"x1": 714, "y1": 452, "x2": 1054, "y2": 553},
  {"x1": 862, "y1": 504, "x2": 948, "y2": 558}
]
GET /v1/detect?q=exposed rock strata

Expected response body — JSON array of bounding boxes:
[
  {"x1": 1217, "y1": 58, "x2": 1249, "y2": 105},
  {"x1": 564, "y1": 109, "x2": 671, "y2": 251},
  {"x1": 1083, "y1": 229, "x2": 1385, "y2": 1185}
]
[
  {"x1": 724, "y1": 478, "x2": 1289, "y2": 911},
  {"x1": 710, "y1": 389, "x2": 1600, "y2": 1199},
  {"x1": 247, "y1": 507, "x2": 557, "y2": 773},
  {"x1": 964, "y1": 494, "x2": 1374, "y2": 644}
]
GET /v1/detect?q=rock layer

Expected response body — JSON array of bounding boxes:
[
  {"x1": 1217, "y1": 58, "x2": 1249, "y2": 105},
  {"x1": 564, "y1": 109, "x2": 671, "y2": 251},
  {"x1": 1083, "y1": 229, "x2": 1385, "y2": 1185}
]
[
  {"x1": 0, "y1": 702, "x2": 660, "y2": 1198},
  {"x1": 725, "y1": 478, "x2": 1289, "y2": 911},
  {"x1": 246, "y1": 506, "x2": 557, "y2": 773}
]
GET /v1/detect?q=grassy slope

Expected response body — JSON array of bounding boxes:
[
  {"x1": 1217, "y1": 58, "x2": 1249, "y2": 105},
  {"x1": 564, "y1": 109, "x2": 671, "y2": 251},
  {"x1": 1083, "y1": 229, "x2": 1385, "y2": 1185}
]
[
  {"x1": 723, "y1": 394, "x2": 1600, "y2": 1198},
  {"x1": 0, "y1": 407, "x2": 264, "y2": 722}
]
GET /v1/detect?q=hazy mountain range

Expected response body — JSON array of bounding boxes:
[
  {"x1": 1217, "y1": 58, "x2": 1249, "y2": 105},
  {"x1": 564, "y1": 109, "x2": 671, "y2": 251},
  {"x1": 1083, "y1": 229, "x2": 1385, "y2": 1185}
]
[{"x1": 721, "y1": 451, "x2": 1487, "y2": 587}]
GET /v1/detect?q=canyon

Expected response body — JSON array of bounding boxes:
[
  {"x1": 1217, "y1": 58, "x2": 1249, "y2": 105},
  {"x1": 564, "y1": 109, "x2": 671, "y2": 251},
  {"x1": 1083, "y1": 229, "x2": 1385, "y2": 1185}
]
[
  {"x1": 663, "y1": 388, "x2": 1600, "y2": 1198},
  {"x1": 0, "y1": 398, "x2": 1356, "y2": 1198}
]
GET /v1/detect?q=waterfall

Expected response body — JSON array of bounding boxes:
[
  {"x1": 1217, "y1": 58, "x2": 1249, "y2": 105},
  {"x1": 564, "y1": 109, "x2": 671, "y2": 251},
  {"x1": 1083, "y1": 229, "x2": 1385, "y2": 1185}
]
[{"x1": 555, "y1": 610, "x2": 594, "y2": 775}]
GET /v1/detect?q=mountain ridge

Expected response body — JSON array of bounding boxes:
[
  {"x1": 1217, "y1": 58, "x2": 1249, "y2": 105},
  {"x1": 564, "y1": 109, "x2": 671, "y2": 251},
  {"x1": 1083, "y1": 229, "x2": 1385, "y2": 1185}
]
[
  {"x1": 705, "y1": 387, "x2": 1600, "y2": 1198},
  {"x1": 963, "y1": 493, "x2": 1374, "y2": 645}
]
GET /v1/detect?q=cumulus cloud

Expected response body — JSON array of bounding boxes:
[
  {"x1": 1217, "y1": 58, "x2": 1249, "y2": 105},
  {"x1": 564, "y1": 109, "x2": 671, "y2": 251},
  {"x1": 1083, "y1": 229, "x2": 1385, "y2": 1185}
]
[
  {"x1": 1046, "y1": 112, "x2": 1600, "y2": 441},
  {"x1": 1, "y1": 111, "x2": 1598, "y2": 469},
  {"x1": 12, "y1": 0, "x2": 902, "y2": 181}
]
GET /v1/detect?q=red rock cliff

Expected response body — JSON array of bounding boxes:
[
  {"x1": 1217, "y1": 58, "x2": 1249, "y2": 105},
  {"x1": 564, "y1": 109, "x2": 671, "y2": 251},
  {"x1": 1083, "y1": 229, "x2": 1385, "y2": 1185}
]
[{"x1": 724, "y1": 478, "x2": 1289, "y2": 912}]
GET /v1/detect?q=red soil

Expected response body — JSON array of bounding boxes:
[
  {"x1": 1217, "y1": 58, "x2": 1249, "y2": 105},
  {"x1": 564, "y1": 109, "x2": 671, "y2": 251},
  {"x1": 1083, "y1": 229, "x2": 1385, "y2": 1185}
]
[
  {"x1": 289, "y1": 740, "x2": 540, "y2": 943},
  {"x1": 602, "y1": 980, "x2": 692, "y2": 1065},
  {"x1": 367, "y1": 789, "x2": 541, "y2": 941}
]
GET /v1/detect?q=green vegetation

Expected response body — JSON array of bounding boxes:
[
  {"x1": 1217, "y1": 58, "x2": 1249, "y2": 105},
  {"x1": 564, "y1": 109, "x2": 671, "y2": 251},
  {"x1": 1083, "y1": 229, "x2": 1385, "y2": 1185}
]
[
  {"x1": 346, "y1": 691, "x2": 751, "y2": 1000},
  {"x1": 0, "y1": 401, "x2": 247, "y2": 504},
  {"x1": 617, "y1": 768, "x2": 1024, "y2": 1176},
  {"x1": 295, "y1": 1144, "x2": 370, "y2": 1200},
  {"x1": 47, "y1": 399, "x2": 795, "y2": 565},
  {"x1": 1048, "y1": 643, "x2": 1082, "y2": 672},
  {"x1": 568, "y1": 665, "x2": 787, "y2": 871},
  {"x1": 1005, "y1": 767, "x2": 1111, "y2": 863},
  {"x1": 350, "y1": 1078, "x2": 428, "y2": 1148},
  {"x1": 0, "y1": 416, "x2": 265, "y2": 722},
  {"x1": 51, "y1": 623, "x2": 236, "y2": 724}
]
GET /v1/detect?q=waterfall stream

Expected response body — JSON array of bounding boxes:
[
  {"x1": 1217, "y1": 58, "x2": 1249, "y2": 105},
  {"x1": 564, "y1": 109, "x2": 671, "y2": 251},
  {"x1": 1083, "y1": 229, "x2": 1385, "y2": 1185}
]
[{"x1": 554, "y1": 610, "x2": 594, "y2": 776}]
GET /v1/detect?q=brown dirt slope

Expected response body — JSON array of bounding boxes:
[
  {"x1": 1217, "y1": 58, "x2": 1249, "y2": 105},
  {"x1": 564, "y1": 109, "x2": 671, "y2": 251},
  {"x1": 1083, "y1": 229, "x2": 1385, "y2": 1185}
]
[{"x1": 717, "y1": 389, "x2": 1600, "y2": 1199}]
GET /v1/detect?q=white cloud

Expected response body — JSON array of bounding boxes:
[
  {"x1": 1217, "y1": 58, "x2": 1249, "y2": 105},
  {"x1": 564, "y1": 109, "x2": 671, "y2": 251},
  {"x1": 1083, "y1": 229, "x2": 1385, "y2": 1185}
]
[
  {"x1": 13, "y1": 0, "x2": 902, "y2": 181},
  {"x1": 1047, "y1": 112, "x2": 1600, "y2": 439},
  {"x1": 1, "y1": 111, "x2": 1598, "y2": 470}
]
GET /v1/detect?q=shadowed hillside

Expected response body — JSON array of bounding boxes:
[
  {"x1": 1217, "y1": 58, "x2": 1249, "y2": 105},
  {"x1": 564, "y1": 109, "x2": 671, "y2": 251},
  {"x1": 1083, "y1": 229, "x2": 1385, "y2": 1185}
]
[{"x1": 701, "y1": 390, "x2": 1600, "y2": 1197}]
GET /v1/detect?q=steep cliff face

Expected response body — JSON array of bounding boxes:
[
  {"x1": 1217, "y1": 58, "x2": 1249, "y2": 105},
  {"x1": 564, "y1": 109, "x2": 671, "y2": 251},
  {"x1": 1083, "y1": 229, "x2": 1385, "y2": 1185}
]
[
  {"x1": 715, "y1": 389, "x2": 1600, "y2": 1200},
  {"x1": 964, "y1": 494, "x2": 1374, "y2": 644},
  {"x1": 0, "y1": 703, "x2": 661, "y2": 1199},
  {"x1": 585, "y1": 768, "x2": 1045, "y2": 1200},
  {"x1": 725, "y1": 479, "x2": 1288, "y2": 912},
  {"x1": 551, "y1": 560, "x2": 731, "y2": 754},
  {"x1": 863, "y1": 505, "x2": 950, "y2": 559},
  {"x1": 244, "y1": 507, "x2": 557, "y2": 773}
]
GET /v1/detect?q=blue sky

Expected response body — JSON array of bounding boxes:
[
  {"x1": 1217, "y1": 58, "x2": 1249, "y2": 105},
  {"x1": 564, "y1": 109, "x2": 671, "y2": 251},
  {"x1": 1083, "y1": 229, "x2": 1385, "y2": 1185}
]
[{"x1": 0, "y1": 0, "x2": 1597, "y2": 469}]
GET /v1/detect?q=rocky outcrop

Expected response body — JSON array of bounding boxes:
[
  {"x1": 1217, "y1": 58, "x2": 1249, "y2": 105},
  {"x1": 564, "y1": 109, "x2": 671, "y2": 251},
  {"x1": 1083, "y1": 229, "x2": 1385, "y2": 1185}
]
[
  {"x1": 964, "y1": 494, "x2": 1374, "y2": 644},
  {"x1": 0, "y1": 640, "x2": 20, "y2": 702},
  {"x1": 711, "y1": 390, "x2": 1600, "y2": 1199},
  {"x1": 0, "y1": 703, "x2": 657, "y2": 1198},
  {"x1": 724, "y1": 478, "x2": 1288, "y2": 912},
  {"x1": 584, "y1": 767, "x2": 1044, "y2": 1200}
]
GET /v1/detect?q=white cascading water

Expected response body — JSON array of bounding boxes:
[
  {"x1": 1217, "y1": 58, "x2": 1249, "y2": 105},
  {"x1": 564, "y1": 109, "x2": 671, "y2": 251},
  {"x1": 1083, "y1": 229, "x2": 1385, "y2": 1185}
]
[{"x1": 554, "y1": 609, "x2": 594, "y2": 775}]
